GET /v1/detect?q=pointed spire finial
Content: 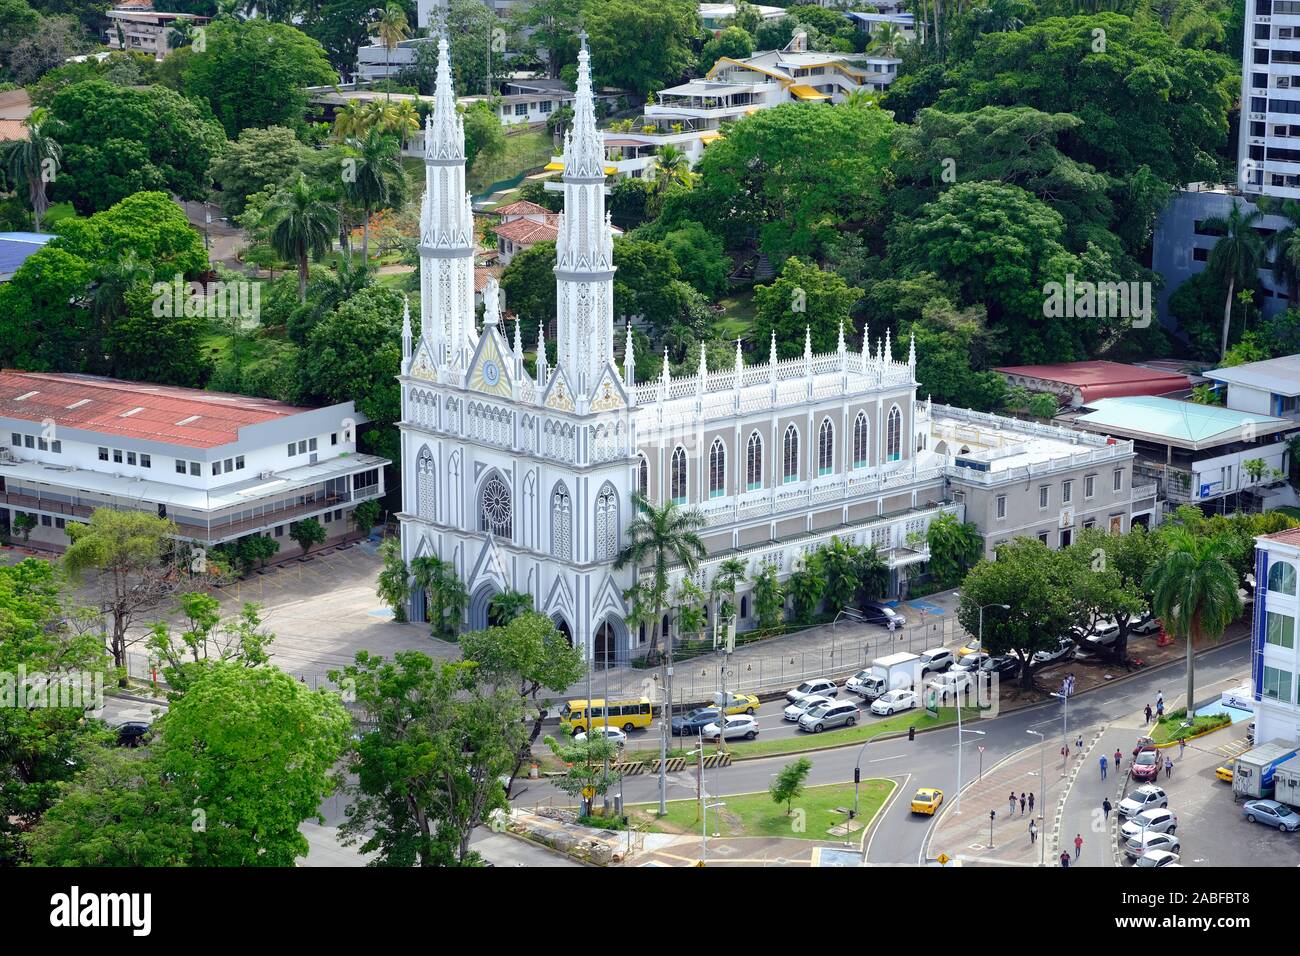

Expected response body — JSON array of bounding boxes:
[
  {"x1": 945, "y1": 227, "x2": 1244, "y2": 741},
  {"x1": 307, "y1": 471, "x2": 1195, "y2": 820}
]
[
  {"x1": 661, "y1": 347, "x2": 671, "y2": 384},
  {"x1": 836, "y1": 319, "x2": 846, "y2": 354},
  {"x1": 563, "y1": 30, "x2": 604, "y2": 178},
  {"x1": 908, "y1": 329, "x2": 916, "y2": 368},
  {"x1": 884, "y1": 327, "x2": 892, "y2": 362},
  {"x1": 861, "y1": 323, "x2": 870, "y2": 358},
  {"x1": 803, "y1": 326, "x2": 812, "y2": 360},
  {"x1": 513, "y1": 315, "x2": 523, "y2": 357},
  {"x1": 769, "y1": 329, "x2": 778, "y2": 366},
  {"x1": 734, "y1": 336, "x2": 743, "y2": 373},
  {"x1": 427, "y1": 34, "x2": 464, "y2": 161}
]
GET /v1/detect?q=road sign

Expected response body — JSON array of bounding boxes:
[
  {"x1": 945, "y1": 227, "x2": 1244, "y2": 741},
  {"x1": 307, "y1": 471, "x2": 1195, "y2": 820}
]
[{"x1": 937, "y1": 853, "x2": 949, "y2": 866}]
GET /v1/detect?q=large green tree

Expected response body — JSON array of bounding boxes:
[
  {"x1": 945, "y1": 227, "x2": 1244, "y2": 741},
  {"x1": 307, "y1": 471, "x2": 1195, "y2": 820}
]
[
  {"x1": 584, "y1": 0, "x2": 699, "y2": 99},
  {"x1": 750, "y1": 257, "x2": 862, "y2": 360},
  {"x1": 208, "y1": 125, "x2": 308, "y2": 218}
]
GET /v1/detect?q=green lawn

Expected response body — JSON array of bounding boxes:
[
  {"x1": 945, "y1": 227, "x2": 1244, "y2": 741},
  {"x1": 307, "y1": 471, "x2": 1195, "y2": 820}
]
[
  {"x1": 1150, "y1": 708, "x2": 1231, "y2": 744},
  {"x1": 716, "y1": 289, "x2": 757, "y2": 340},
  {"x1": 723, "y1": 707, "x2": 977, "y2": 759},
  {"x1": 630, "y1": 780, "x2": 894, "y2": 840},
  {"x1": 468, "y1": 129, "x2": 556, "y2": 194}
]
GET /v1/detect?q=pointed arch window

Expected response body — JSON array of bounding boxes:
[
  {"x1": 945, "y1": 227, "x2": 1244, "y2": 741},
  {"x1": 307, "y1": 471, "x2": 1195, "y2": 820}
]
[
  {"x1": 416, "y1": 447, "x2": 436, "y2": 520},
  {"x1": 852, "y1": 412, "x2": 869, "y2": 469},
  {"x1": 746, "y1": 431, "x2": 763, "y2": 490},
  {"x1": 636, "y1": 453, "x2": 649, "y2": 497},
  {"x1": 594, "y1": 483, "x2": 619, "y2": 560},
  {"x1": 708, "y1": 439, "x2": 726, "y2": 498},
  {"x1": 782, "y1": 425, "x2": 799, "y2": 483},
  {"x1": 886, "y1": 405, "x2": 902, "y2": 462},
  {"x1": 551, "y1": 484, "x2": 572, "y2": 560},
  {"x1": 817, "y1": 418, "x2": 834, "y2": 476},
  {"x1": 670, "y1": 446, "x2": 687, "y2": 504},
  {"x1": 479, "y1": 473, "x2": 512, "y2": 538}
]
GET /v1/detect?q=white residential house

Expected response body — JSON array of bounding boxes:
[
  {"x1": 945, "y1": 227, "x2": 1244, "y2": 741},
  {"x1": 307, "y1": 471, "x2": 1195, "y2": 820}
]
[{"x1": 1204, "y1": 354, "x2": 1300, "y2": 421}]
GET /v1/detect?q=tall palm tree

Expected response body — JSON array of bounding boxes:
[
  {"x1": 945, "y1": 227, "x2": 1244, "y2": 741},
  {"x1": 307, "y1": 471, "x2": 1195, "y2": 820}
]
[
  {"x1": 368, "y1": 2, "x2": 410, "y2": 101},
  {"x1": 344, "y1": 127, "x2": 404, "y2": 261},
  {"x1": 5, "y1": 108, "x2": 62, "y2": 232},
  {"x1": 1147, "y1": 527, "x2": 1241, "y2": 722},
  {"x1": 332, "y1": 101, "x2": 368, "y2": 142},
  {"x1": 260, "y1": 173, "x2": 339, "y2": 302},
  {"x1": 711, "y1": 557, "x2": 747, "y2": 632},
  {"x1": 868, "y1": 22, "x2": 908, "y2": 57},
  {"x1": 389, "y1": 99, "x2": 420, "y2": 150},
  {"x1": 90, "y1": 252, "x2": 152, "y2": 329},
  {"x1": 1203, "y1": 203, "x2": 1266, "y2": 360},
  {"x1": 1259, "y1": 196, "x2": 1300, "y2": 301},
  {"x1": 613, "y1": 492, "x2": 707, "y2": 665},
  {"x1": 841, "y1": 87, "x2": 881, "y2": 110}
]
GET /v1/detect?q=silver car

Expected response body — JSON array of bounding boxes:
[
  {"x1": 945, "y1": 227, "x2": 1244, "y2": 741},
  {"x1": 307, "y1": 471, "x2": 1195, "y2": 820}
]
[
  {"x1": 1242, "y1": 799, "x2": 1299, "y2": 831},
  {"x1": 783, "y1": 694, "x2": 833, "y2": 722},
  {"x1": 1120, "y1": 807, "x2": 1177, "y2": 841},
  {"x1": 1117, "y1": 784, "x2": 1168, "y2": 819},
  {"x1": 1124, "y1": 831, "x2": 1181, "y2": 861},
  {"x1": 797, "y1": 700, "x2": 860, "y2": 733}
]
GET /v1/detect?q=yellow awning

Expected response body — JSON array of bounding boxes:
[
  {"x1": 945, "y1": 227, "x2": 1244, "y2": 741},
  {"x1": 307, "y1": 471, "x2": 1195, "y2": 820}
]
[
  {"x1": 788, "y1": 84, "x2": 831, "y2": 101},
  {"x1": 544, "y1": 161, "x2": 564, "y2": 172},
  {"x1": 604, "y1": 165, "x2": 618, "y2": 175},
  {"x1": 699, "y1": 131, "x2": 724, "y2": 144}
]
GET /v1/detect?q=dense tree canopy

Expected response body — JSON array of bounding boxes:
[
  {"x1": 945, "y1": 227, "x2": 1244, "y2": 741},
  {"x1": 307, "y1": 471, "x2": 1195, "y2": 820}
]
[{"x1": 584, "y1": 0, "x2": 699, "y2": 99}]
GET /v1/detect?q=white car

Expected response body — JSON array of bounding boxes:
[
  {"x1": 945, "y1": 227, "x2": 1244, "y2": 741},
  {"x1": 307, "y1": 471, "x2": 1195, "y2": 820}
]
[
  {"x1": 845, "y1": 669, "x2": 874, "y2": 696},
  {"x1": 1086, "y1": 619, "x2": 1121, "y2": 646},
  {"x1": 871, "y1": 689, "x2": 918, "y2": 716},
  {"x1": 951, "y1": 653, "x2": 989, "y2": 673},
  {"x1": 574, "y1": 727, "x2": 627, "y2": 747},
  {"x1": 919, "y1": 648, "x2": 954, "y2": 674},
  {"x1": 1129, "y1": 615, "x2": 1161, "y2": 635},
  {"x1": 783, "y1": 694, "x2": 834, "y2": 722},
  {"x1": 1118, "y1": 784, "x2": 1168, "y2": 819},
  {"x1": 701, "y1": 715, "x2": 759, "y2": 741},
  {"x1": 1032, "y1": 637, "x2": 1075, "y2": 665},
  {"x1": 1120, "y1": 807, "x2": 1178, "y2": 841},
  {"x1": 1133, "y1": 849, "x2": 1181, "y2": 868},
  {"x1": 927, "y1": 671, "x2": 972, "y2": 698},
  {"x1": 1124, "y1": 830, "x2": 1181, "y2": 861},
  {"x1": 786, "y1": 678, "x2": 838, "y2": 703}
]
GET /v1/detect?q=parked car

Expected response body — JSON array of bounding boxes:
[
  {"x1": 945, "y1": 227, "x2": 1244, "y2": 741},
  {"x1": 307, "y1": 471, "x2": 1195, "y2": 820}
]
[
  {"x1": 786, "y1": 678, "x2": 838, "y2": 704},
  {"x1": 918, "y1": 648, "x2": 954, "y2": 674},
  {"x1": 927, "y1": 670, "x2": 972, "y2": 699},
  {"x1": 721, "y1": 692, "x2": 759, "y2": 715},
  {"x1": 871, "y1": 689, "x2": 918, "y2": 716},
  {"x1": 701, "y1": 715, "x2": 759, "y2": 741},
  {"x1": 1086, "y1": 619, "x2": 1121, "y2": 646},
  {"x1": 911, "y1": 787, "x2": 943, "y2": 815},
  {"x1": 1124, "y1": 831, "x2": 1181, "y2": 861},
  {"x1": 1117, "y1": 784, "x2": 1168, "y2": 818},
  {"x1": 1130, "y1": 615, "x2": 1161, "y2": 635},
  {"x1": 1130, "y1": 746, "x2": 1161, "y2": 782},
  {"x1": 845, "y1": 669, "x2": 875, "y2": 696},
  {"x1": 1215, "y1": 762, "x2": 1235, "y2": 783},
  {"x1": 114, "y1": 721, "x2": 150, "y2": 748},
  {"x1": 1243, "y1": 799, "x2": 1300, "y2": 831},
  {"x1": 574, "y1": 727, "x2": 627, "y2": 747},
  {"x1": 1032, "y1": 638, "x2": 1075, "y2": 665},
  {"x1": 979, "y1": 656, "x2": 1020, "y2": 680},
  {"x1": 671, "y1": 707, "x2": 721, "y2": 736},
  {"x1": 1120, "y1": 808, "x2": 1178, "y2": 841},
  {"x1": 952, "y1": 652, "x2": 989, "y2": 673},
  {"x1": 955, "y1": 641, "x2": 982, "y2": 660},
  {"x1": 1133, "y1": 849, "x2": 1181, "y2": 868},
  {"x1": 860, "y1": 601, "x2": 907, "y2": 631},
  {"x1": 797, "y1": 700, "x2": 860, "y2": 733},
  {"x1": 783, "y1": 694, "x2": 834, "y2": 722}
]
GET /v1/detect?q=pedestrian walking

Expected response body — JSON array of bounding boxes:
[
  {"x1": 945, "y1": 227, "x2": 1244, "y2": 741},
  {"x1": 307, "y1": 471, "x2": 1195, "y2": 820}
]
[
  {"x1": 1074, "y1": 833, "x2": 1083, "y2": 860},
  {"x1": 1009, "y1": 791, "x2": 1017, "y2": 815},
  {"x1": 1020, "y1": 792, "x2": 1026, "y2": 815},
  {"x1": 1076, "y1": 733, "x2": 1083, "y2": 751},
  {"x1": 1060, "y1": 851, "x2": 1071, "y2": 868},
  {"x1": 1100, "y1": 755, "x2": 1108, "y2": 779},
  {"x1": 1156, "y1": 699, "x2": 1165, "y2": 719},
  {"x1": 1156, "y1": 689, "x2": 1164, "y2": 710},
  {"x1": 1029, "y1": 820, "x2": 1038, "y2": 844},
  {"x1": 1164, "y1": 755, "x2": 1174, "y2": 779},
  {"x1": 1179, "y1": 736, "x2": 1186, "y2": 757},
  {"x1": 1144, "y1": 703, "x2": 1153, "y2": 723},
  {"x1": 1061, "y1": 744, "x2": 1070, "y2": 764},
  {"x1": 1102, "y1": 797, "x2": 1112, "y2": 821},
  {"x1": 1114, "y1": 747, "x2": 1123, "y2": 769},
  {"x1": 1028, "y1": 791, "x2": 1035, "y2": 814}
]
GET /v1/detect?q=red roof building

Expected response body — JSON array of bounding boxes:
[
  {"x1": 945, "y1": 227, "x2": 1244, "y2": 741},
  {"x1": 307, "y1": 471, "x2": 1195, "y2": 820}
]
[{"x1": 994, "y1": 361, "x2": 1191, "y2": 407}]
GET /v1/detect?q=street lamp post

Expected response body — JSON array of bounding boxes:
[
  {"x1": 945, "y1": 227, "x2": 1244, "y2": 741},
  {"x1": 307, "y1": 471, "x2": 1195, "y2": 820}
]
[
  {"x1": 1051, "y1": 690, "x2": 1069, "y2": 745},
  {"x1": 1027, "y1": 729, "x2": 1046, "y2": 865}
]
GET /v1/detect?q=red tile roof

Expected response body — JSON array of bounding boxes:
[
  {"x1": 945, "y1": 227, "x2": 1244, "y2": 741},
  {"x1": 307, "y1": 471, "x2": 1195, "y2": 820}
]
[
  {"x1": 492, "y1": 199, "x2": 554, "y2": 219},
  {"x1": 0, "y1": 119, "x2": 27, "y2": 142},
  {"x1": 474, "y1": 264, "x2": 503, "y2": 292},
  {"x1": 495, "y1": 217, "x2": 559, "y2": 246},
  {"x1": 0, "y1": 370, "x2": 314, "y2": 449},
  {"x1": 995, "y1": 360, "x2": 1190, "y2": 403},
  {"x1": 1262, "y1": 527, "x2": 1300, "y2": 548}
]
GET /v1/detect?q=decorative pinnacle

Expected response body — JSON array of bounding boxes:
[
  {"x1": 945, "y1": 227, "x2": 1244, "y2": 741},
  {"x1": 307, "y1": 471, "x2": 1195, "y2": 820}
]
[
  {"x1": 769, "y1": 329, "x2": 778, "y2": 365},
  {"x1": 803, "y1": 326, "x2": 812, "y2": 360}
]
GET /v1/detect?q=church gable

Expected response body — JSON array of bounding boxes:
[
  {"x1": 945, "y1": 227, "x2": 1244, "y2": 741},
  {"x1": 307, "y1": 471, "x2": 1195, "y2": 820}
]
[
  {"x1": 468, "y1": 534, "x2": 510, "y2": 594},
  {"x1": 590, "y1": 573, "x2": 626, "y2": 622},
  {"x1": 589, "y1": 362, "x2": 627, "y2": 411},
  {"x1": 466, "y1": 326, "x2": 513, "y2": 398},
  {"x1": 410, "y1": 337, "x2": 438, "y2": 381},
  {"x1": 542, "y1": 366, "x2": 576, "y2": 412},
  {"x1": 542, "y1": 573, "x2": 576, "y2": 624}
]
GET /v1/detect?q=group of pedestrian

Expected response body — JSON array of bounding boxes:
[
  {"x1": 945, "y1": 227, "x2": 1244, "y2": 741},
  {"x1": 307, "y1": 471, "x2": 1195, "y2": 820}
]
[
  {"x1": 1144, "y1": 690, "x2": 1167, "y2": 724},
  {"x1": 1008, "y1": 791, "x2": 1030, "y2": 815},
  {"x1": 1060, "y1": 674, "x2": 1077, "y2": 697}
]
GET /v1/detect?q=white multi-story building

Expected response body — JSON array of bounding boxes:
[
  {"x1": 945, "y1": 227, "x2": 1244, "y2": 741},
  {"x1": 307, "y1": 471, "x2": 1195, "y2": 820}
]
[
  {"x1": 0, "y1": 371, "x2": 388, "y2": 552},
  {"x1": 104, "y1": 4, "x2": 209, "y2": 61},
  {"x1": 1252, "y1": 527, "x2": 1300, "y2": 745},
  {"x1": 1240, "y1": 0, "x2": 1300, "y2": 200}
]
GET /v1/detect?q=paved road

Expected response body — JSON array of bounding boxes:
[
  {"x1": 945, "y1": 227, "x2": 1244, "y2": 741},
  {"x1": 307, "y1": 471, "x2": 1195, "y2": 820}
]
[{"x1": 513, "y1": 640, "x2": 1252, "y2": 865}]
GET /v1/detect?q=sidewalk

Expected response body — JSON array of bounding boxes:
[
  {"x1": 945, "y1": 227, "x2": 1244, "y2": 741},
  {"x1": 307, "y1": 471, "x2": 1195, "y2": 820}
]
[{"x1": 928, "y1": 736, "x2": 1083, "y2": 866}]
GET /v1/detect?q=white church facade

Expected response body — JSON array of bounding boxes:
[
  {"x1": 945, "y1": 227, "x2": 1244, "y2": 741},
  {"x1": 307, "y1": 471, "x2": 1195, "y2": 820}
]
[{"x1": 396, "y1": 37, "x2": 1144, "y2": 664}]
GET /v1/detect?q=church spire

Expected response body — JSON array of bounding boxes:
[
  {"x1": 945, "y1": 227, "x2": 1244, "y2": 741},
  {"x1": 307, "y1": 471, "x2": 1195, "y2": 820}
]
[
  {"x1": 425, "y1": 35, "x2": 463, "y2": 163},
  {"x1": 623, "y1": 322, "x2": 635, "y2": 387},
  {"x1": 563, "y1": 31, "x2": 606, "y2": 180}
]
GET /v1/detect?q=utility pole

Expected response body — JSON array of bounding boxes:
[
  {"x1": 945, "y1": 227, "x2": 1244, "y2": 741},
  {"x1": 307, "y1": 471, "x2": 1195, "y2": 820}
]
[
  {"x1": 657, "y1": 613, "x2": 674, "y2": 816},
  {"x1": 1027, "y1": 729, "x2": 1046, "y2": 865}
]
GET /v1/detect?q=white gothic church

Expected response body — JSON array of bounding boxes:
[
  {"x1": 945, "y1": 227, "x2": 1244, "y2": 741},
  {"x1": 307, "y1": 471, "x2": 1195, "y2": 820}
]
[{"x1": 397, "y1": 36, "x2": 961, "y2": 665}]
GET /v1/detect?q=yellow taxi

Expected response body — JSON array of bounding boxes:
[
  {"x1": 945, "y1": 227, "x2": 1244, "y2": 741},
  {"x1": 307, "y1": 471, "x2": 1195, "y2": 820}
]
[
  {"x1": 1216, "y1": 762, "x2": 1235, "y2": 783},
  {"x1": 955, "y1": 642, "x2": 982, "y2": 660},
  {"x1": 911, "y1": 787, "x2": 944, "y2": 815},
  {"x1": 722, "y1": 693, "x2": 760, "y2": 715}
]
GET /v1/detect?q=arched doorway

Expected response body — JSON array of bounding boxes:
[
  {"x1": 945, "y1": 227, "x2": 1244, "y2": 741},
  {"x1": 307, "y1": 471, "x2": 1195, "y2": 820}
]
[
  {"x1": 593, "y1": 620, "x2": 619, "y2": 669},
  {"x1": 468, "y1": 584, "x2": 500, "y2": 631},
  {"x1": 553, "y1": 616, "x2": 573, "y2": 647}
]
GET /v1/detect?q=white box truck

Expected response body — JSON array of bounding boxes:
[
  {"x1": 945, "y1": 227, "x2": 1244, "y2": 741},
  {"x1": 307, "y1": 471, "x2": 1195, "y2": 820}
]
[
  {"x1": 1233, "y1": 743, "x2": 1299, "y2": 800},
  {"x1": 850, "y1": 652, "x2": 922, "y2": 701}
]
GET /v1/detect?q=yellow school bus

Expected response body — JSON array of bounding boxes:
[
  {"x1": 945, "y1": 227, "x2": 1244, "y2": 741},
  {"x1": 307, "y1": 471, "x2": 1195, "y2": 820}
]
[{"x1": 561, "y1": 697, "x2": 653, "y2": 733}]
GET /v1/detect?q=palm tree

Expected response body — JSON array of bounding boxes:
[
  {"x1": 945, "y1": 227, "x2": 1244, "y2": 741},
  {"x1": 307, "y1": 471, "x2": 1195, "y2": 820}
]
[
  {"x1": 167, "y1": 20, "x2": 194, "y2": 49},
  {"x1": 389, "y1": 99, "x2": 420, "y2": 149},
  {"x1": 90, "y1": 252, "x2": 152, "y2": 330},
  {"x1": 1203, "y1": 203, "x2": 1266, "y2": 360},
  {"x1": 5, "y1": 108, "x2": 61, "y2": 232},
  {"x1": 711, "y1": 557, "x2": 747, "y2": 632},
  {"x1": 654, "y1": 144, "x2": 692, "y2": 190},
  {"x1": 613, "y1": 492, "x2": 707, "y2": 665},
  {"x1": 1259, "y1": 196, "x2": 1300, "y2": 301},
  {"x1": 260, "y1": 173, "x2": 339, "y2": 302},
  {"x1": 1147, "y1": 527, "x2": 1241, "y2": 723},
  {"x1": 344, "y1": 127, "x2": 403, "y2": 261},
  {"x1": 368, "y1": 2, "x2": 410, "y2": 100},
  {"x1": 867, "y1": 22, "x2": 908, "y2": 57},
  {"x1": 841, "y1": 88, "x2": 880, "y2": 110},
  {"x1": 332, "y1": 101, "x2": 368, "y2": 142}
]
